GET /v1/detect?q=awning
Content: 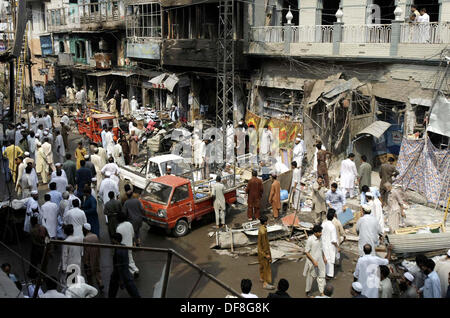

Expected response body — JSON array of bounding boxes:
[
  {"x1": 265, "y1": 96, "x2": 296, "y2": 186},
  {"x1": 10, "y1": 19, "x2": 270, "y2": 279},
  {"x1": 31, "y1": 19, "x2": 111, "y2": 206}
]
[
  {"x1": 409, "y1": 98, "x2": 432, "y2": 107},
  {"x1": 87, "y1": 70, "x2": 136, "y2": 77},
  {"x1": 427, "y1": 95, "x2": 450, "y2": 138},
  {"x1": 355, "y1": 120, "x2": 391, "y2": 139},
  {"x1": 162, "y1": 73, "x2": 179, "y2": 92},
  {"x1": 149, "y1": 73, "x2": 166, "y2": 85},
  {"x1": 87, "y1": 70, "x2": 112, "y2": 77},
  {"x1": 147, "y1": 73, "x2": 179, "y2": 92}
]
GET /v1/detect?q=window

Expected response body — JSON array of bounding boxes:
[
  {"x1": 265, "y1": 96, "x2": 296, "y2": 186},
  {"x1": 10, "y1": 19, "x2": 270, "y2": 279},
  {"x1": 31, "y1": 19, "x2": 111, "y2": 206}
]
[
  {"x1": 126, "y1": 2, "x2": 162, "y2": 39},
  {"x1": 171, "y1": 185, "x2": 190, "y2": 204},
  {"x1": 142, "y1": 182, "x2": 172, "y2": 205},
  {"x1": 75, "y1": 40, "x2": 86, "y2": 59},
  {"x1": 59, "y1": 41, "x2": 65, "y2": 53}
]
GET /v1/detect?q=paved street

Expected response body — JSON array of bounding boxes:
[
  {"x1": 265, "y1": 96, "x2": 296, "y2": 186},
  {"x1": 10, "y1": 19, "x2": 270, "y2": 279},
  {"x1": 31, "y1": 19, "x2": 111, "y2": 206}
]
[{"x1": 1, "y1": 126, "x2": 359, "y2": 298}]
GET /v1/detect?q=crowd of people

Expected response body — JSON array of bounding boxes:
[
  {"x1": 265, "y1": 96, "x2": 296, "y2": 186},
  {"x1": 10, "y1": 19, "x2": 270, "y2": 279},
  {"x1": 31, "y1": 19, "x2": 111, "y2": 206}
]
[{"x1": 0, "y1": 102, "x2": 149, "y2": 298}]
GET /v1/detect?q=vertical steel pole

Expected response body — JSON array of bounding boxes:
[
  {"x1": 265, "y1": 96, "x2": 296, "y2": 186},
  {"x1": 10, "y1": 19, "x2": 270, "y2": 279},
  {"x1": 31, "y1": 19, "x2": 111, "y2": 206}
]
[
  {"x1": 160, "y1": 250, "x2": 172, "y2": 298},
  {"x1": 32, "y1": 242, "x2": 51, "y2": 298}
]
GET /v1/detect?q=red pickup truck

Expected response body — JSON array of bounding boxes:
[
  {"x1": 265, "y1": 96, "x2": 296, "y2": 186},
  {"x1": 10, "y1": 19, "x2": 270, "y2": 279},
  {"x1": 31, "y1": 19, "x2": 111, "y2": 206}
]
[{"x1": 140, "y1": 175, "x2": 238, "y2": 237}]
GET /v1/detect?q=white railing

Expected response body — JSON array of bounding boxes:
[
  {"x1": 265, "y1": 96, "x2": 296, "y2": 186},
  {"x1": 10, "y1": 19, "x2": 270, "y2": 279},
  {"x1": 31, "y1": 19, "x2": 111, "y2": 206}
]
[
  {"x1": 292, "y1": 25, "x2": 333, "y2": 43},
  {"x1": 400, "y1": 22, "x2": 450, "y2": 44},
  {"x1": 342, "y1": 24, "x2": 392, "y2": 43},
  {"x1": 251, "y1": 26, "x2": 285, "y2": 43}
]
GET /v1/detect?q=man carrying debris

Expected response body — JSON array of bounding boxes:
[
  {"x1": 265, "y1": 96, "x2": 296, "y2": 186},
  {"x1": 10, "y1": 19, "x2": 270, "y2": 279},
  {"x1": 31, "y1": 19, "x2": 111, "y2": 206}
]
[
  {"x1": 246, "y1": 170, "x2": 263, "y2": 221},
  {"x1": 212, "y1": 175, "x2": 226, "y2": 229},
  {"x1": 353, "y1": 244, "x2": 392, "y2": 298},
  {"x1": 379, "y1": 157, "x2": 399, "y2": 204},
  {"x1": 303, "y1": 224, "x2": 327, "y2": 297},
  {"x1": 258, "y1": 215, "x2": 274, "y2": 290},
  {"x1": 356, "y1": 204, "x2": 383, "y2": 256},
  {"x1": 313, "y1": 176, "x2": 327, "y2": 224}
]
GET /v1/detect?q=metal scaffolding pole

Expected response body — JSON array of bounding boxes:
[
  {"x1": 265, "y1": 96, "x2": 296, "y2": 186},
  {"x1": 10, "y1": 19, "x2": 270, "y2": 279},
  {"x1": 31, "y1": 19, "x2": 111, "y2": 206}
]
[{"x1": 216, "y1": 0, "x2": 235, "y2": 160}]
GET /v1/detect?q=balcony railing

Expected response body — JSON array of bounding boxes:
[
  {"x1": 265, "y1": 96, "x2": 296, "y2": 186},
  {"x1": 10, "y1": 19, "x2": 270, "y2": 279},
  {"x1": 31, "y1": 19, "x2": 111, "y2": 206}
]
[
  {"x1": 342, "y1": 24, "x2": 392, "y2": 43},
  {"x1": 292, "y1": 25, "x2": 333, "y2": 43},
  {"x1": 400, "y1": 22, "x2": 450, "y2": 44},
  {"x1": 251, "y1": 26, "x2": 285, "y2": 42},
  {"x1": 47, "y1": 0, "x2": 124, "y2": 31}
]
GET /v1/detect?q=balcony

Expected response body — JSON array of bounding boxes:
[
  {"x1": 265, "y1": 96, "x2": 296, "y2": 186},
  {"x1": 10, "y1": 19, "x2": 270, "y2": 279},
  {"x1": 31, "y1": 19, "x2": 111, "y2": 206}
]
[
  {"x1": 247, "y1": 22, "x2": 450, "y2": 62},
  {"x1": 47, "y1": 0, "x2": 125, "y2": 33}
]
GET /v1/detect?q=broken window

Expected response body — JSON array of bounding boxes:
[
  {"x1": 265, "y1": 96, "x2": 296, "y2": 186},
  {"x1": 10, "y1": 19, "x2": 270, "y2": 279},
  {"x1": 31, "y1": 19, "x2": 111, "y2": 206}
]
[
  {"x1": 164, "y1": 4, "x2": 219, "y2": 40},
  {"x1": 126, "y1": 2, "x2": 162, "y2": 39},
  {"x1": 352, "y1": 93, "x2": 372, "y2": 116}
]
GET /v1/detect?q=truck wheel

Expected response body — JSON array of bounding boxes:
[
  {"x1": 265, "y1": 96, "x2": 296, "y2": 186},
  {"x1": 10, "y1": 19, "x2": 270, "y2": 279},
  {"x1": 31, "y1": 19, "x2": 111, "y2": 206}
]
[{"x1": 172, "y1": 219, "x2": 189, "y2": 237}]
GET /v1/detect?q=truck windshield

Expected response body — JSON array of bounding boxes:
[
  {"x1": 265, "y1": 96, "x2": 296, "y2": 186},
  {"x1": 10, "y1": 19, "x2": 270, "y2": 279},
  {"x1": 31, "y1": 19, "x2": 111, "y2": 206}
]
[
  {"x1": 161, "y1": 159, "x2": 191, "y2": 176},
  {"x1": 142, "y1": 182, "x2": 172, "y2": 205}
]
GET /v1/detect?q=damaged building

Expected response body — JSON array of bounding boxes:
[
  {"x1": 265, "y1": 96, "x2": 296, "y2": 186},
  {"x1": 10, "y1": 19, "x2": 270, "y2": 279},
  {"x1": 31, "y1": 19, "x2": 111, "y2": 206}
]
[{"x1": 246, "y1": 0, "x2": 450, "y2": 169}]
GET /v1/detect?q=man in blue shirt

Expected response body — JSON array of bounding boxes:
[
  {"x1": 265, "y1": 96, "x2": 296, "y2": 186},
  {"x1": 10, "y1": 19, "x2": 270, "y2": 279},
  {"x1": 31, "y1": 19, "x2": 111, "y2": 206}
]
[
  {"x1": 419, "y1": 258, "x2": 442, "y2": 298},
  {"x1": 326, "y1": 183, "x2": 346, "y2": 215},
  {"x1": 48, "y1": 182, "x2": 63, "y2": 206}
]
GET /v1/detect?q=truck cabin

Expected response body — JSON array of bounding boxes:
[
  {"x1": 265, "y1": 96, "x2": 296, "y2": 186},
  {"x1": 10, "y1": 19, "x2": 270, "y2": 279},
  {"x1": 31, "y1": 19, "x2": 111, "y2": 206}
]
[
  {"x1": 144, "y1": 155, "x2": 192, "y2": 178},
  {"x1": 141, "y1": 176, "x2": 192, "y2": 214}
]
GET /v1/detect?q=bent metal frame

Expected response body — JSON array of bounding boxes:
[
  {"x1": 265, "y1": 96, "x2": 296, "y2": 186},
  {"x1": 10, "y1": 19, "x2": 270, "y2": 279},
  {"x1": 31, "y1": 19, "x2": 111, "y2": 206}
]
[{"x1": 32, "y1": 239, "x2": 242, "y2": 298}]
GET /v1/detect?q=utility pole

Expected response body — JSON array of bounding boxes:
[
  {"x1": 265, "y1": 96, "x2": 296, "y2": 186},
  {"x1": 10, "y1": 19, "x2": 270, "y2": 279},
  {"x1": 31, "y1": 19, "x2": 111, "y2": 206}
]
[{"x1": 216, "y1": 0, "x2": 235, "y2": 163}]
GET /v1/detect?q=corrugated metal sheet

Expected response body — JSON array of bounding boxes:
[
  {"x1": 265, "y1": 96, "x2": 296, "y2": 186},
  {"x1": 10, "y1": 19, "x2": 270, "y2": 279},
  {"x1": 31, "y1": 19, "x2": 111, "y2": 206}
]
[
  {"x1": 388, "y1": 232, "x2": 450, "y2": 254},
  {"x1": 427, "y1": 95, "x2": 450, "y2": 138},
  {"x1": 409, "y1": 98, "x2": 432, "y2": 107},
  {"x1": 356, "y1": 120, "x2": 391, "y2": 139}
]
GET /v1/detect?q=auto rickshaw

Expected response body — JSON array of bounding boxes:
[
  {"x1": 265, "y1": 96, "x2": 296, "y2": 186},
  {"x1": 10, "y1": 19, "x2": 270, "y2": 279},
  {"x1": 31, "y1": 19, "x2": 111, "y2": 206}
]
[{"x1": 75, "y1": 108, "x2": 121, "y2": 143}]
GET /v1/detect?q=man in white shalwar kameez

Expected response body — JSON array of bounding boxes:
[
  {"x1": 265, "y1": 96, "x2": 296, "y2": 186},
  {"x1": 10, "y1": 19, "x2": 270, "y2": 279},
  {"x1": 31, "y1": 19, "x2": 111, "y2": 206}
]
[
  {"x1": 101, "y1": 125, "x2": 108, "y2": 150},
  {"x1": 24, "y1": 192, "x2": 41, "y2": 233},
  {"x1": 112, "y1": 142, "x2": 125, "y2": 167},
  {"x1": 101, "y1": 158, "x2": 120, "y2": 185},
  {"x1": 322, "y1": 211, "x2": 338, "y2": 279},
  {"x1": 50, "y1": 169, "x2": 68, "y2": 194},
  {"x1": 90, "y1": 148, "x2": 104, "y2": 191},
  {"x1": 225, "y1": 122, "x2": 235, "y2": 164},
  {"x1": 98, "y1": 171, "x2": 119, "y2": 205},
  {"x1": 340, "y1": 153, "x2": 358, "y2": 199},
  {"x1": 130, "y1": 96, "x2": 138, "y2": 113},
  {"x1": 259, "y1": 125, "x2": 272, "y2": 162},
  {"x1": 54, "y1": 131, "x2": 65, "y2": 164},
  {"x1": 303, "y1": 225, "x2": 327, "y2": 297},
  {"x1": 97, "y1": 146, "x2": 108, "y2": 167},
  {"x1": 19, "y1": 166, "x2": 38, "y2": 199},
  {"x1": 35, "y1": 141, "x2": 48, "y2": 184},
  {"x1": 354, "y1": 244, "x2": 391, "y2": 298},
  {"x1": 290, "y1": 161, "x2": 302, "y2": 210},
  {"x1": 356, "y1": 204, "x2": 383, "y2": 256},
  {"x1": 41, "y1": 194, "x2": 59, "y2": 239},
  {"x1": 248, "y1": 124, "x2": 258, "y2": 165},
  {"x1": 30, "y1": 113, "x2": 38, "y2": 133},
  {"x1": 193, "y1": 134, "x2": 205, "y2": 181},
  {"x1": 366, "y1": 192, "x2": 385, "y2": 234},
  {"x1": 41, "y1": 137, "x2": 55, "y2": 172},
  {"x1": 293, "y1": 136, "x2": 305, "y2": 168},
  {"x1": 64, "y1": 200, "x2": 87, "y2": 238},
  {"x1": 51, "y1": 163, "x2": 67, "y2": 180},
  {"x1": 105, "y1": 129, "x2": 115, "y2": 157}
]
